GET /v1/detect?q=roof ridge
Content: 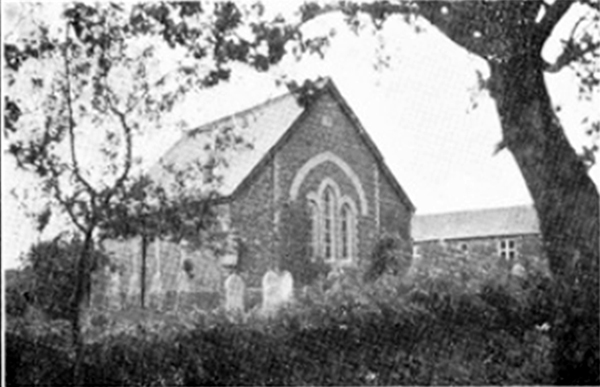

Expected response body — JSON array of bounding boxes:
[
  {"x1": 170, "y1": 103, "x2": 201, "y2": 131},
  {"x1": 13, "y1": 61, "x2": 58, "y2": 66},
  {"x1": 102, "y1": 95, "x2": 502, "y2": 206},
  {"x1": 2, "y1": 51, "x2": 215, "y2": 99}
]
[
  {"x1": 185, "y1": 76, "x2": 335, "y2": 137},
  {"x1": 186, "y1": 90, "x2": 299, "y2": 137},
  {"x1": 416, "y1": 204, "x2": 534, "y2": 217}
]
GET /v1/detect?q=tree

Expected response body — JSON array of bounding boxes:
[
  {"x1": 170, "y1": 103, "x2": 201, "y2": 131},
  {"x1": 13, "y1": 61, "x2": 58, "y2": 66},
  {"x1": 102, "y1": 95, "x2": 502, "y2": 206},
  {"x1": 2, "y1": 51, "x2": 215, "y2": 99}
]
[
  {"x1": 3, "y1": 3, "x2": 252, "y2": 383},
  {"x1": 19, "y1": 236, "x2": 110, "y2": 321},
  {"x1": 363, "y1": 2, "x2": 599, "y2": 383}
]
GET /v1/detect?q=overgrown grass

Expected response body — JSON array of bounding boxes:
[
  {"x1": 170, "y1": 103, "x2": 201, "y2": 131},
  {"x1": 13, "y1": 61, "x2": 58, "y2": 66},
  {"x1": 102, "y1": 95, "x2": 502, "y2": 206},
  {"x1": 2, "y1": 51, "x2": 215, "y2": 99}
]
[{"x1": 6, "y1": 250, "x2": 556, "y2": 386}]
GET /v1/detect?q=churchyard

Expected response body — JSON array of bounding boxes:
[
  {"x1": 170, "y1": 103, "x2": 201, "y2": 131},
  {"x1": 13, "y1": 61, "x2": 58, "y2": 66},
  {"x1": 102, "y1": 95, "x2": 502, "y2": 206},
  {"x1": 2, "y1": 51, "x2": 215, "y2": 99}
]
[{"x1": 6, "y1": 246, "x2": 555, "y2": 386}]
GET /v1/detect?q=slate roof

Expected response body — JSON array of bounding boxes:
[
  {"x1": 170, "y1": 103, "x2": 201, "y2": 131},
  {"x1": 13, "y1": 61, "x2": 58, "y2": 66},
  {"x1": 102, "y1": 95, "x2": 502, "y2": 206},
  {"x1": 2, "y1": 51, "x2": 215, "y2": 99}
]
[
  {"x1": 149, "y1": 78, "x2": 415, "y2": 211},
  {"x1": 149, "y1": 90, "x2": 304, "y2": 196},
  {"x1": 412, "y1": 205, "x2": 540, "y2": 242}
]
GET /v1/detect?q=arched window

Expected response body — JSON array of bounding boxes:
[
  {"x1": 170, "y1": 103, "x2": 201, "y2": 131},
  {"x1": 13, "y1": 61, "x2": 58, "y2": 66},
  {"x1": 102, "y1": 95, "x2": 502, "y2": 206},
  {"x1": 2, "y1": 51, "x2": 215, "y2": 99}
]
[
  {"x1": 340, "y1": 203, "x2": 355, "y2": 261},
  {"x1": 308, "y1": 200, "x2": 319, "y2": 258},
  {"x1": 323, "y1": 187, "x2": 336, "y2": 260},
  {"x1": 307, "y1": 178, "x2": 358, "y2": 263}
]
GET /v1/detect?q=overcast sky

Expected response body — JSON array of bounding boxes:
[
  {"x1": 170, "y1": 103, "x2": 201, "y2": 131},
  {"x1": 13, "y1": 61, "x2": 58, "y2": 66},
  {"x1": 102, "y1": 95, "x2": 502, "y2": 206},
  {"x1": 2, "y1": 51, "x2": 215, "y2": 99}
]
[{"x1": 2, "y1": 1, "x2": 599, "y2": 268}]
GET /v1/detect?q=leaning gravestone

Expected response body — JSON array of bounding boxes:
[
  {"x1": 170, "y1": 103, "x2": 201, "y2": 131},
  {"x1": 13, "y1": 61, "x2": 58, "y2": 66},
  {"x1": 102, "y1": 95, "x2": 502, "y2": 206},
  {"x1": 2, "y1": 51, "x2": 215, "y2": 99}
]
[
  {"x1": 224, "y1": 273, "x2": 245, "y2": 313},
  {"x1": 261, "y1": 270, "x2": 294, "y2": 314}
]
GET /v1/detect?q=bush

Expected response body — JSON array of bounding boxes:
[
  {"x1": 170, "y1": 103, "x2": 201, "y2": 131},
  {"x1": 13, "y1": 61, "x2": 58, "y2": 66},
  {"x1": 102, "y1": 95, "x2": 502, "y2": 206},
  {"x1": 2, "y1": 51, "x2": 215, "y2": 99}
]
[
  {"x1": 17, "y1": 237, "x2": 110, "y2": 321},
  {"x1": 6, "y1": 250, "x2": 556, "y2": 386}
]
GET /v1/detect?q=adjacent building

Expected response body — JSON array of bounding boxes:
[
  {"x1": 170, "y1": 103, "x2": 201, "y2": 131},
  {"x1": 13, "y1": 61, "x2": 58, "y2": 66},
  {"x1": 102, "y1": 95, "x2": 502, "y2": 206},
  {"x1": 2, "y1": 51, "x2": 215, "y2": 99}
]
[{"x1": 412, "y1": 205, "x2": 546, "y2": 271}]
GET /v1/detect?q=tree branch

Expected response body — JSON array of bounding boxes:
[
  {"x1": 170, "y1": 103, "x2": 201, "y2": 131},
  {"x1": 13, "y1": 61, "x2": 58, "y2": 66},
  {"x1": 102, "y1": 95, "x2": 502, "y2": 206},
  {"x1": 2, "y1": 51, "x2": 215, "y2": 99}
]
[
  {"x1": 544, "y1": 38, "x2": 600, "y2": 73},
  {"x1": 47, "y1": 164, "x2": 87, "y2": 233},
  {"x1": 101, "y1": 100, "x2": 133, "y2": 209},
  {"x1": 415, "y1": 1, "x2": 494, "y2": 59},
  {"x1": 63, "y1": 23, "x2": 98, "y2": 201},
  {"x1": 534, "y1": 0, "x2": 575, "y2": 47}
]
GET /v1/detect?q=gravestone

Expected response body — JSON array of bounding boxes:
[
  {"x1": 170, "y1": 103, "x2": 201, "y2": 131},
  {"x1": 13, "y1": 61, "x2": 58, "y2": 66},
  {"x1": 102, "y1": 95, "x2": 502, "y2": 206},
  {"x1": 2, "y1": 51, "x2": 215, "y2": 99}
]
[
  {"x1": 224, "y1": 273, "x2": 245, "y2": 313},
  {"x1": 261, "y1": 270, "x2": 294, "y2": 313},
  {"x1": 280, "y1": 271, "x2": 294, "y2": 302}
]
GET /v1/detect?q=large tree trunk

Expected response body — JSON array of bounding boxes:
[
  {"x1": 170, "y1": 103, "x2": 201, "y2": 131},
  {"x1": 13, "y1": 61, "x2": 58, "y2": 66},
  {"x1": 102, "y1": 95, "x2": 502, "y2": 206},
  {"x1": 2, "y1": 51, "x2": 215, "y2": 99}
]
[{"x1": 490, "y1": 52, "x2": 599, "y2": 384}]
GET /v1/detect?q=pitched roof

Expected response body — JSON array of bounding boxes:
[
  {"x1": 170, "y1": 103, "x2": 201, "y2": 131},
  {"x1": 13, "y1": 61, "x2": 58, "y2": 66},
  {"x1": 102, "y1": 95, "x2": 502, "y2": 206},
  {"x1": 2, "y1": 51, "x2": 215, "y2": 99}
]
[
  {"x1": 149, "y1": 91, "x2": 304, "y2": 196},
  {"x1": 149, "y1": 78, "x2": 415, "y2": 211},
  {"x1": 412, "y1": 205, "x2": 540, "y2": 242}
]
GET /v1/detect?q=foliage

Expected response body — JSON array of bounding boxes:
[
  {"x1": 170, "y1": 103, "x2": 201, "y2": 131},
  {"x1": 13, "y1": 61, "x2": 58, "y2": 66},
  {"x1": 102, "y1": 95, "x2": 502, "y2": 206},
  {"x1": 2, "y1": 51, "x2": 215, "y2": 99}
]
[
  {"x1": 364, "y1": 236, "x2": 411, "y2": 282},
  {"x1": 5, "y1": 270, "x2": 32, "y2": 318},
  {"x1": 6, "y1": 262, "x2": 556, "y2": 386},
  {"x1": 16, "y1": 237, "x2": 110, "y2": 321}
]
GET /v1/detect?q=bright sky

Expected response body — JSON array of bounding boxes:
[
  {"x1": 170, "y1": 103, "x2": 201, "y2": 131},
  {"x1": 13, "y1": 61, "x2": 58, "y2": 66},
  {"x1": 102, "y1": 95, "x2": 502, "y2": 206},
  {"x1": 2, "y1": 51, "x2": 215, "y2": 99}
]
[{"x1": 2, "y1": 1, "x2": 599, "y2": 269}]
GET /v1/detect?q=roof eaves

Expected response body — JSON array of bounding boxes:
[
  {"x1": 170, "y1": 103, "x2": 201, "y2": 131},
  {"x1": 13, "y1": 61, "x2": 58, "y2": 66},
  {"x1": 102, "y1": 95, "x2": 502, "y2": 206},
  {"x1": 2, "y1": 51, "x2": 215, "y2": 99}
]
[
  {"x1": 228, "y1": 97, "x2": 309, "y2": 200},
  {"x1": 323, "y1": 79, "x2": 416, "y2": 213},
  {"x1": 414, "y1": 230, "x2": 541, "y2": 243}
]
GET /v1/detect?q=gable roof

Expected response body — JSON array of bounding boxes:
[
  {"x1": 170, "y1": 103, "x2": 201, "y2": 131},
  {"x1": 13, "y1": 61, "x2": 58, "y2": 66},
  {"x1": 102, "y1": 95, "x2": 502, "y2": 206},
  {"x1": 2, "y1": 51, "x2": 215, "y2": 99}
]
[
  {"x1": 150, "y1": 78, "x2": 415, "y2": 211},
  {"x1": 412, "y1": 205, "x2": 540, "y2": 242}
]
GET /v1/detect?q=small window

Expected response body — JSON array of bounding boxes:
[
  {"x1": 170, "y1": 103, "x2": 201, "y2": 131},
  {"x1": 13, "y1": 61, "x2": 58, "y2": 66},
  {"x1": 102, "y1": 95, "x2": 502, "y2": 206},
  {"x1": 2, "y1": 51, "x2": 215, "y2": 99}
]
[
  {"x1": 413, "y1": 245, "x2": 421, "y2": 259},
  {"x1": 499, "y1": 239, "x2": 517, "y2": 260},
  {"x1": 460, "y1": 243, "x2": 468, "y2": 253}
]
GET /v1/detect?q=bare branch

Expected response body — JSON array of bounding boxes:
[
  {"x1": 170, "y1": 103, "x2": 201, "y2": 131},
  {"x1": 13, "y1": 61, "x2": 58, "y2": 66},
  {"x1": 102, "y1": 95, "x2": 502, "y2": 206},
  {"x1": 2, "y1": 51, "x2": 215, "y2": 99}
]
[
  {"x1": 544, "y1": 10, "x2": 600, "y2": 72},
  {"x1": 62, "y1": 23, "x2": 98, "y2": 200},
  {"x1": 534, "y1": 0, "x2": 575, "y2": 46},
  {"x1": 47, "y1": 163, "x2": 87, "y2": 233},
  {"x1": 102, "y1": 100, "x2": 133, "y2": 208},
  {"x1": 544, "y1": 39, "x2": 600, "y2": 73}
]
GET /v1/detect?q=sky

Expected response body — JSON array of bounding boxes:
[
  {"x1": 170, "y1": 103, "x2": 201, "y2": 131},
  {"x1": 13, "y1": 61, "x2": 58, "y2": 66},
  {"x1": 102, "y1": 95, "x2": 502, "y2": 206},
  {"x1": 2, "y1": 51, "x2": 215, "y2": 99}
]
[{"x1": 2, "y1": 1, "x2": 599, "y2": 269}]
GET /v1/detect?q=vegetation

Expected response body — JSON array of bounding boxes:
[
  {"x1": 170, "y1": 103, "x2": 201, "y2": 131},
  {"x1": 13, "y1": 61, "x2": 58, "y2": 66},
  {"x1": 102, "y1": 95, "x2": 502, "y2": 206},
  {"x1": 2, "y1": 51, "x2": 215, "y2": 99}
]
[{"x1": 6, "y1": 249, "x2": 555, "y2": 386}]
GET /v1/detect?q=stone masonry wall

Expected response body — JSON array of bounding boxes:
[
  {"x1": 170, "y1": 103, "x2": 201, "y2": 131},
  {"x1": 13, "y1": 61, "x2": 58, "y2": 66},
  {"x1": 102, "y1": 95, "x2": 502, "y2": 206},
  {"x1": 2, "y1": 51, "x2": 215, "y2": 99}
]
[
  {"x1": 414, "y1": 234, "x2": 549, "y2": 276},
  {"x1": 230, "y1": 91, "x2": 413, "y2": 285}
]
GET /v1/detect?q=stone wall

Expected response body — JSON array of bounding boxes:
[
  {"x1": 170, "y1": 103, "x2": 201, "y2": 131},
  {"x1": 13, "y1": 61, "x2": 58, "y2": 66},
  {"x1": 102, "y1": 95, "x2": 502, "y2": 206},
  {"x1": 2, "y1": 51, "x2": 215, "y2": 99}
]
[
  {"x1": 230, "y1": 91, "x2": 413, "y2": 286},
  {"x1": 414, "y1": 234, "x2": 549, "y2": 276}
]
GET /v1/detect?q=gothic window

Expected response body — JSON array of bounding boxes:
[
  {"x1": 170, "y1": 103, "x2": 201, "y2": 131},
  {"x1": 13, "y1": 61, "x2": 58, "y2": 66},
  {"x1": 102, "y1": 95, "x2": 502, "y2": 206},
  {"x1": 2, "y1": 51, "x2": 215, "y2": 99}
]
[
  {"x1": 340, "y1": 203, "x2": 355, "y2": 261},
  {"x1": 307, "y1": 178, "x2": 358, "y2": 263},
  {"x1": 308, "y1": 200, "x2": 319, "y2": 258},
  {"x1": 323, "y1": 187, "x2": 336, "y2": 260}
]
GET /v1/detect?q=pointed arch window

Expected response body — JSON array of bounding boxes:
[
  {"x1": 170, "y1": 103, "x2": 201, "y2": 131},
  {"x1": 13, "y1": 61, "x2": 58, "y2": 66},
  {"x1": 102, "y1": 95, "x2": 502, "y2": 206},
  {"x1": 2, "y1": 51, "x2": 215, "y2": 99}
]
[
  {"x1": 323, "y1": 187, "x2": 336, "y2": 260},
  {"x1": 308, "y1": 200, "x2": 319, "y2": 258},
  {"x1": 340, "y1": 203, "x2": 355, "y2": 261},
  {"x1": 306, "y1": 178, "x2": 358, "y2": 263}
]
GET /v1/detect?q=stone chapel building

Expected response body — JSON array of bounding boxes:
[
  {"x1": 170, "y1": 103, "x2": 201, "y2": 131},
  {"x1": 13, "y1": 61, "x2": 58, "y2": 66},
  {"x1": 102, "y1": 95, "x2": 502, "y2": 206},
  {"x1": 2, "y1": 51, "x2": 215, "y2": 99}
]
[{"x1": 93, "y1": 78, "x2": 415, "y2": 311}]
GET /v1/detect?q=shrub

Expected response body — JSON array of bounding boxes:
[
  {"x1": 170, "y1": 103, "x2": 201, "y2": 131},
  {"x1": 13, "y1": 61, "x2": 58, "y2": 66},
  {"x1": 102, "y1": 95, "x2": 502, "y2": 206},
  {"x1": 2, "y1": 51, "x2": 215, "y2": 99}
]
[
  {"x1": 18, "y1": 237, "x2": 110, "y2": 321},
  {"x1": 6, "y1": 248, "x2": 556, "y2": 386}
]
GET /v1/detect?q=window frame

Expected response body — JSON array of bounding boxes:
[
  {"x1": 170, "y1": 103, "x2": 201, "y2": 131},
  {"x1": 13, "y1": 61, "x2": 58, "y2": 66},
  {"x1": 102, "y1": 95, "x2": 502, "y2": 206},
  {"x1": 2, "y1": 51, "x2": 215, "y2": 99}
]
[
  {"x1": 306, "y1": 178, "x2": 358, "y2": 264},
  {"x1": 499, "y1": 238, "x2": 517, "y2": 260},
  {"x1": 338, "y1": 199, "x2": 357, "y2": 263}
]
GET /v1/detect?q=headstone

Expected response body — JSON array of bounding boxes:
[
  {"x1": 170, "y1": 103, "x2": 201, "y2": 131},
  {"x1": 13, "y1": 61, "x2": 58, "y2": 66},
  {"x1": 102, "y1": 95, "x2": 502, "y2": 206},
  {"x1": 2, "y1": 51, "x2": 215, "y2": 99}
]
[
  {"x1": 261, "y1": 270, "x2": 294, "y2": 313},
  {"x1": 224, "y1": 273, "x2": 245, "y2": 313},
  {"x1": 280, "y1": 271, "x2": 294, "y2": 303}
]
